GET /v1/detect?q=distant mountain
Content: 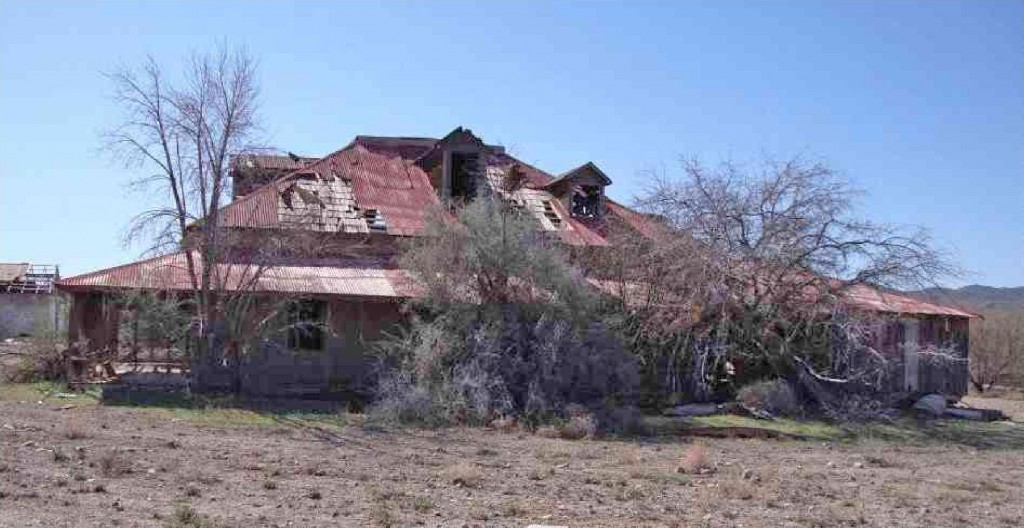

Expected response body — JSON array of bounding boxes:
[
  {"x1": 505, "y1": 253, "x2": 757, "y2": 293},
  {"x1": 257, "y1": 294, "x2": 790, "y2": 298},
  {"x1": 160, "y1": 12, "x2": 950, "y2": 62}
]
[{"x1": 911, "y1": 285, "x2": 1024, "y2": 312}]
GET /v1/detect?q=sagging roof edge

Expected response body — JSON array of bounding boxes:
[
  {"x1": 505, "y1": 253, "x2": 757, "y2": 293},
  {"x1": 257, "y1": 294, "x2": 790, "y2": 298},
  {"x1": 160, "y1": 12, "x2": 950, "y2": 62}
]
[
  {"x1": 56, "y1": 282, "x2": 407, "y2": 303},
  {"x1": 59, "y1": 266, "x2": 976, "y2": 320}
]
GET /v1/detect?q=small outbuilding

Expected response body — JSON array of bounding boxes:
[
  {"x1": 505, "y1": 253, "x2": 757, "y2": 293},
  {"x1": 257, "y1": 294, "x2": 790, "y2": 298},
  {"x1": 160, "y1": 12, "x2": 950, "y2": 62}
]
[
  {"x1": 841, "y1": 285, "x2": 978, "y2": 398},
  {"x1": 0, "y1": 263, "x2": 63, "y2": 338}
]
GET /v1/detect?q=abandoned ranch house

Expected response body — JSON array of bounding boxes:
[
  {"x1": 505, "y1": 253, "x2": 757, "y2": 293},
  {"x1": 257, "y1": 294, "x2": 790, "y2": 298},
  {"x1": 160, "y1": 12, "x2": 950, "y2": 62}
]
[{"x1": 57, "y1": 128, "x2": 976, "y2": 399}]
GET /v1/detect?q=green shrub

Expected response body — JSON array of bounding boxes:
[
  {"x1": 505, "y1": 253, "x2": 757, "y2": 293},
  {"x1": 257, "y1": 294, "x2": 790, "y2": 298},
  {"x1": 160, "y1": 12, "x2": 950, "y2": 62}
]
[{"x1": 371, "y1": 198, "x2": 640, "y2": 432}]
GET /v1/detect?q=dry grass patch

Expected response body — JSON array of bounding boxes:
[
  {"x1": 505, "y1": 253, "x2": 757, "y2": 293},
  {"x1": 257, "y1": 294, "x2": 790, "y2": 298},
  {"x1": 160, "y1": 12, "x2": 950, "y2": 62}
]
[
  {"x1": 719, "y1": 475, "x2": 758, "y2": 501},
  {"x1": 628, "y1": 466, "x2": 692, "y2": 486},
  {"x1": 677, "y1": 443, "x2": 712, "y2": 474},
  {"x1": 500, "y1": 501, "x2": 528, "y2": 518},
  {"x1": 557, "y1": 413, "x2": 598, "y2": 440},
  {"x1": 303, "y1": 462, "x2": 329, "y2": 476},
  {"x1": 64, "y1": 416, "x2": 87, "y2": 440},
  {"x1": 534, "y1": 444, "x2": 573, "y2": 463},
  {"x1": 367, "y1": 494, "x2": 398, "y2": 527},
  {"x1": 442, "y1": 461, "x2": 483, "y2": 488},
  {"x1": 98, "y1": 449, "x2": 131, "y2": 477},
  {"x1": 864, "y1": 454, "x2": 902, "y2": 468},
  {"x1": 527, "y1": 466, "x2": 555, "y2": 481},
  {"x1": 51, "y1": 446, "x2": 68, "y2": 463},
  {"x1": 536, "y1": 425, "x2": 561, "y2": 439},
  {"x1": 615, "y1": 482, "x2": 648, "y2": 501},
  {"x1": 489, "y1": 416, "x2": 518, "y2": 433},
  {"x1": 409, "y1": 495, "x2": 433, "y2": 513},
  {"x1": 166, "y1": 503, "x2": 224, "y2": 528}
]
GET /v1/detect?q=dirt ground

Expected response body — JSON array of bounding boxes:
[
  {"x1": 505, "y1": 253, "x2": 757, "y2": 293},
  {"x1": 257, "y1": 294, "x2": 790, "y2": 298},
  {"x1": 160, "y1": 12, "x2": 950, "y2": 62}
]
[
  {"x1": 2, "y1": 386, "x2": 1024, "y2": 528},
  {"x1": 964, "y1": 389, "x2": 1024, "y2": 422}
]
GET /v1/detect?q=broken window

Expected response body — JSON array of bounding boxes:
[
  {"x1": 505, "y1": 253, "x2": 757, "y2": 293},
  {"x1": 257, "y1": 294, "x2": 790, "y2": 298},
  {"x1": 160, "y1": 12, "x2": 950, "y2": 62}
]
[
  {"x1": 364, "y1": 208, "x2": 387, "y2": 232},
  {"x1": 450, "y1": 152, "x2": 480, "y2": 201},
  {"x1": 570, "y1": 185, "x2": 602, "y2": 219},
  {"x1": 287, "y1": 299, "x2": 327, "y2": 351}
]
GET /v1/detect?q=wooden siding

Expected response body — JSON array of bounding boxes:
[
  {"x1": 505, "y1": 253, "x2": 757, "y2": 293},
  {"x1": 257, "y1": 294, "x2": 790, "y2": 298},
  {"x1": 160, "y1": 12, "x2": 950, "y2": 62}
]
[{"x1": 871, "y1": 315, "x2": 969, "y2": 397}]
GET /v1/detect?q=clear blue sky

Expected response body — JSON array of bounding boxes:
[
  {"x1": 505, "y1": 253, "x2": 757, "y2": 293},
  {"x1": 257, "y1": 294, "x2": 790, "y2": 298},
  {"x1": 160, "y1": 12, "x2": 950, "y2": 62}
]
[{"x1": 1, "y1": 1, "x2": 1021, "y2": 286}]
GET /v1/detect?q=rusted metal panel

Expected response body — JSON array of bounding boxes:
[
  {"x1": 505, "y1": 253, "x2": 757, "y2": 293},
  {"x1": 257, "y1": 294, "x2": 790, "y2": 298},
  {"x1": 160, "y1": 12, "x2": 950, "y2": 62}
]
[
  {"x1": 328, "y1": 146, "x2": 442, "y2": 236},
  {"x1": 842, "y1": 284, "x2": 978, "y2": 318},
  {"x1": 215, "y1": 134, "x2": 665, "y2": 246},
  {"x1": 57, "y1": 252, "x2": 420, "y2": 299},
  {"x1": 219, "y1": 185, "x2": 280, "y2": 228}
]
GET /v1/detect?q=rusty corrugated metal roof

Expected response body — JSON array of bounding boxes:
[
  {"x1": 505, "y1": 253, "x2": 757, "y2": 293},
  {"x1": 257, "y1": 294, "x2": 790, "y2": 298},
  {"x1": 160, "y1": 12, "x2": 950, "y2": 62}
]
[
  {"x1": 218, "y1": 144, "x2": 444, "y2": 235},
  {"x1": 842, "y1": 284, "x2": 978, "y2": 318},
  {"x1": 353, "y1": 136, "x2": 438, "y2": 160},
  {"x1": 58, "y1": 252, "x2": 418, "y2": 299},
  {"x1": 216, "y1": 131, "x2": 666, "y2": 245}
]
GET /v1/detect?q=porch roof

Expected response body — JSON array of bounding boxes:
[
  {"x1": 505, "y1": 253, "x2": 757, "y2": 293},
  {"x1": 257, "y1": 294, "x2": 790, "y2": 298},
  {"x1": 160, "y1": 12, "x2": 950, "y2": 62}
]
[{"x1": 57, "y1": 252, "x2": 418, "y2": 300}]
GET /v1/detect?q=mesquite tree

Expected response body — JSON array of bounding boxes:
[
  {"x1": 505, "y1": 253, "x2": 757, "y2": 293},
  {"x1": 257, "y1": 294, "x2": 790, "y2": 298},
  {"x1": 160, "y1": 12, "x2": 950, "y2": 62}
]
[{"x1": 625, "y1": 157, "x2": 960, "y2": 392}]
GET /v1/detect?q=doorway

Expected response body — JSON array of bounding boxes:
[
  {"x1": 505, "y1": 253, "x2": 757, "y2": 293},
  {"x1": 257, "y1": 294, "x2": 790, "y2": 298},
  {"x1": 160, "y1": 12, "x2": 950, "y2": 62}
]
[{"x1": 901, "y1": 319, "x2": 920, "y2": 392}]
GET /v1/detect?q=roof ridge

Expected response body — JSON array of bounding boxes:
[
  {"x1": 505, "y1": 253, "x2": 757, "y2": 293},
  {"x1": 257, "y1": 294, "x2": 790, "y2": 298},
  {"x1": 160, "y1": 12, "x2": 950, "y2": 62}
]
[
  {"x1": 495, "y1": 152, "x2": 556, "y2": 185},
  {"x1": 355, "y1": 135, "x2": 439, "y2": 142}
]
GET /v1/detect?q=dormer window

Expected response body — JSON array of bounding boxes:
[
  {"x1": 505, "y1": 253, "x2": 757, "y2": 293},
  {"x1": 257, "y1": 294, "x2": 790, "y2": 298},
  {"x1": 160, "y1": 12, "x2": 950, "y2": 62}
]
[
  {"x1": 449, "y1": 151, "x2": 481, "y2": 201},
  {"x1": 541, "y1": 162, "x2": 612, "y2": 221},
  {"x1": 414, "y1": 127, "x2": 490, "y2": 203},
  {"x1": 571, "y1": 185, "x2": 602, "y2": 219}
]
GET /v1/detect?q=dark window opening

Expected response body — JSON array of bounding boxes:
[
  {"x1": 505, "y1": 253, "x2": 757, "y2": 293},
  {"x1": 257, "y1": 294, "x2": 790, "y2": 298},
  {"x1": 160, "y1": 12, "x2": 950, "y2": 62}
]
[
  {"x1": 287, "y1": 299, "x2": 327, "y2": 351},
  {"x1": 364, "y1": 208, "x2": 387, "y2": 231},
  {"x1": 450, "y1": 152, "x2": 480, "y2": 201},
  {"x1": 570, "y1": 185, "x2": 602, "y2": 219},
  {"x1": 542, "y1": 200, "x2": 562, "y2": 227}
]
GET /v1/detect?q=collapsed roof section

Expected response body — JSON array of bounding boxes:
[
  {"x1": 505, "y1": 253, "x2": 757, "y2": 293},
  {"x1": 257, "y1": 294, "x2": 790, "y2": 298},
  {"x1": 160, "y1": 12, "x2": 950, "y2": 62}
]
[{"x1": 215, "y1": 127, "x2": 663, "y2": 245}]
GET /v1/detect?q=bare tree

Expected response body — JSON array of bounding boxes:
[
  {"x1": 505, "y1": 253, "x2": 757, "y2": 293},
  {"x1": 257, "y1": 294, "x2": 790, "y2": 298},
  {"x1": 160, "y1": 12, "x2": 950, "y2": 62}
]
[
  {"x1": 624, "y1": 156, "x2": 960, "y2": 396},
  {"x1": 970, "y1": 310, "x2": 1024, "y2": 392},
  {"x1": 105, "y1": 46, "x2": 263, "y2": 361}
]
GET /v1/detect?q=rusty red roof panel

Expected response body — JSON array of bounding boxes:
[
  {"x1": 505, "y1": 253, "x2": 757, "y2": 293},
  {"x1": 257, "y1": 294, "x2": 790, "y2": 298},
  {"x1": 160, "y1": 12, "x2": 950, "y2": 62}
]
[
  {"x1": 842, "y1": 284, "x2": 978, "y2": 318},
  {"x1": 353, "y1": 136, "x2": 438, "y2": 160},
  {"x1": 325, "y1": 145, "x2": 442, "y2": 236},
  {"x1": 218, "y1": 144, "x2": 444, "y2": 235},
  {"x1": 58, "y1": 252, "x2": 419, "y2": 299},
  {"x1": 219, "y1": 184, "x2": 280, "y2": 228}
]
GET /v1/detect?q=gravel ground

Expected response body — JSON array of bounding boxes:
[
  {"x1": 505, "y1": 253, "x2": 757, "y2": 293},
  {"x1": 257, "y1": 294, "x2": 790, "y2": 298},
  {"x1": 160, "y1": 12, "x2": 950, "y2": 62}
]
[{"x1": 2, "y1": 391, "x2": 1024, "y2": 528}]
